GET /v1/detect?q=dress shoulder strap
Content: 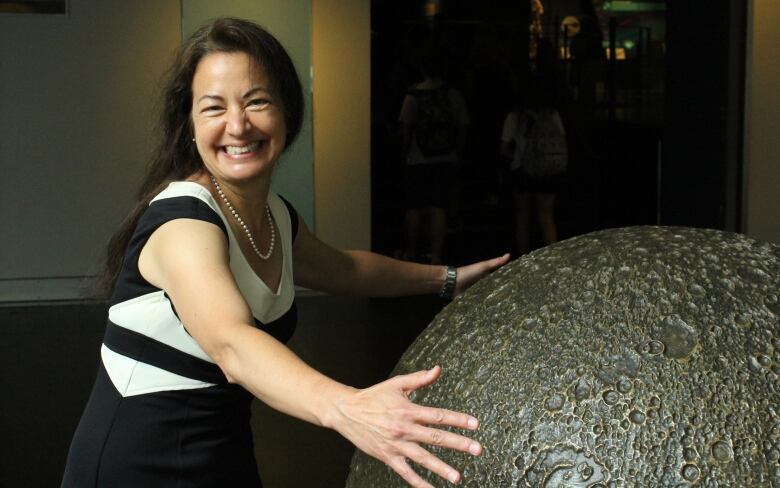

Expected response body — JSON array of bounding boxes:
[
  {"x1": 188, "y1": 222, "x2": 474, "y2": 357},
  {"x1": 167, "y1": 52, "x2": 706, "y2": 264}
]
[{"x1": 278, "y1": 195, "x2": 299, "y2": 242}]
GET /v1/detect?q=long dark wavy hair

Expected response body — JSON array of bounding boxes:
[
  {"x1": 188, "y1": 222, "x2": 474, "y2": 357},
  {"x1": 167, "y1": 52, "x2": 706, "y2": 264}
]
[{"x1": 95, "y1": 17, "x2": 304, "y2": 297}]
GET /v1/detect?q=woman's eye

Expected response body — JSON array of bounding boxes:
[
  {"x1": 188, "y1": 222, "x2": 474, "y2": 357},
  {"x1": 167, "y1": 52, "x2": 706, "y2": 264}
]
[
  {"x1": 248, "y1": 98, "x2": 270, "y2": 108},
  {"x1": 201, "y1": 105, "x2": 224, "y2": 114}
]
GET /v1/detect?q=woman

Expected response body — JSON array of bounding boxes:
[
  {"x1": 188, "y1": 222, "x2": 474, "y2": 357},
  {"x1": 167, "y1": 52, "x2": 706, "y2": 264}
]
[
  {"x1": 61, "y1": 18, "x2": 508, "y2": 488},
  {"x1": 501, "y1": 66, "x2": 567, "y2": 255},
  {"x1": 398, "y1": 48, "x2": 468, "y2": 265}
]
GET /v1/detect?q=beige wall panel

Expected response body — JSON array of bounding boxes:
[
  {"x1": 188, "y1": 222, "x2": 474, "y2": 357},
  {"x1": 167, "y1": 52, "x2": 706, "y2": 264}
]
[
  {"x1": 312, "y1": 0, "x2": 371, "y2": 250},
  {"x1": 745, "y1": 0, "x2": 780, "y2": 244}
]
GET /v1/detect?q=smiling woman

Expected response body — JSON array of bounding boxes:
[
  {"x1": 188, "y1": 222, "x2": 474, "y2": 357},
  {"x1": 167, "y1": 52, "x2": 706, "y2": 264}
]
[
  {"x1": 61, "y1": 17, "x2": 509, "y2": 488},
  {"x1": 191, "y1": 52, "x2": 288, "y2": 184}
]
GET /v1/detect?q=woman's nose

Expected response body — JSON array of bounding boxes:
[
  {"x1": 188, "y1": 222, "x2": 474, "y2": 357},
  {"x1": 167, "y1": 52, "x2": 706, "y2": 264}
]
[{"x1": 226, "y1": 108, "x2": 250, "y2": 135}]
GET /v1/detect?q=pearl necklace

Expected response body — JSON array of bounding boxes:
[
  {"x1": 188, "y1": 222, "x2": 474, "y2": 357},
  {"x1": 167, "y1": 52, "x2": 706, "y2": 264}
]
[{"x1": 210, "y1": 175, "x2": 275, "y2": 261}]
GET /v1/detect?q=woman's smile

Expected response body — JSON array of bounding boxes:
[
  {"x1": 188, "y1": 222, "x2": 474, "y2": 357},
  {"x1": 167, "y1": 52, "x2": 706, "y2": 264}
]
[{"x1": 223, "y1": 141, "x2": 262, "y2": 156}]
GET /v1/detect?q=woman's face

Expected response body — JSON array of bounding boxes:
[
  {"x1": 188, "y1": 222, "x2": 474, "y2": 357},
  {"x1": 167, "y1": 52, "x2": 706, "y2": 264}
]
[{"x1": 191, "y1": 51, "x2": 287, "y2": 183}]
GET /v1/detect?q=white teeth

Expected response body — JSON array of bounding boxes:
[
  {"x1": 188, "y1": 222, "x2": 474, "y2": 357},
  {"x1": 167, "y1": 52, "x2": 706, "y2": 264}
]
[{"x1": 225, "y1": 141, "x2": 261, "y2": 155}]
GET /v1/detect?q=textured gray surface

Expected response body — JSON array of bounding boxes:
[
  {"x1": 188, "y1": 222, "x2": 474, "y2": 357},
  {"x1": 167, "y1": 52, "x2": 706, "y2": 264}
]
[{"x1": 346, "y1": 227, "x2": 780, "y2": 487}]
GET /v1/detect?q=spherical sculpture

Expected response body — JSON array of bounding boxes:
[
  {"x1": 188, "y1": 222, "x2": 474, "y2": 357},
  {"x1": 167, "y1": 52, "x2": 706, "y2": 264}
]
[{"x1": 347, "y1": 227, "x2": 780, "y2": 487}]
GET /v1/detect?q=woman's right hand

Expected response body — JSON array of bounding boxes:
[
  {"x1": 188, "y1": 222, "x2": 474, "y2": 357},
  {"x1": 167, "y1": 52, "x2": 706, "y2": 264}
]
[{"x1": 328, "y1": 366, "x2": 482, "y2": 487}]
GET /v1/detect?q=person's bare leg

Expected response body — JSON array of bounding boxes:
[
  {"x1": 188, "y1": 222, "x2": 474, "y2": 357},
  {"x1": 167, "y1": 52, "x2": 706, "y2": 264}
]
[
  {"x1": 429, "y1": 206, "x2": 447, "y2": 265},
  {"x1": 535, "y1": 193, "x2": 558, "y2": 246},
  {"x1": 513, "y1": 191, "x2": 532, "y2": 255},
  {"x1": 403, "y1": 208, "x2": 420, "y2": 261}
]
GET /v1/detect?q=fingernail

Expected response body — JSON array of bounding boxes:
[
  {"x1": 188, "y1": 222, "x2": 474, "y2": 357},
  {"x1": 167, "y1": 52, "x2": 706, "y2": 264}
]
[
  {"x1": 448, "y1": 470, "x2": 460, "y2": 483},
  {"x1": 469, "y1": 442, "x2": 482, "y2": 455},
  {"x1": 467, "y1": 417, "x2": 479, "y2": 429}
]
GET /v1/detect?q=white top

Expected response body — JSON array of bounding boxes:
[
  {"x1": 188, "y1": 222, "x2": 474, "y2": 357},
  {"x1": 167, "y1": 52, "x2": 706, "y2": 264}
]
[{"x1": 102, "y1": 181, "x2": 296, "y2": 397}]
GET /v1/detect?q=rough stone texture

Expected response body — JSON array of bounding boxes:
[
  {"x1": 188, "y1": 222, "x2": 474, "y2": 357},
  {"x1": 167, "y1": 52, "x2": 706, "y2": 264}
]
[{"x1": 346, "y1": 227, "x2": 780, "y2": 487}]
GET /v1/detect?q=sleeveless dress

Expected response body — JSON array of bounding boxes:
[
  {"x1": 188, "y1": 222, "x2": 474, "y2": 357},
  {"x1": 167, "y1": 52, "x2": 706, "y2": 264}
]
[{"x1": 61, "y1": 181, "x2": 298, "y2": 487}]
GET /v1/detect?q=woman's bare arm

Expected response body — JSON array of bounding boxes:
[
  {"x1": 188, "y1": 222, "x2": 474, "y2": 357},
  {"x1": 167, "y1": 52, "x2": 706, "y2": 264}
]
[
  {"x1": 293, "y1": 217, "x2": 509, "y2": 297},
  {"x1": 138, "y1": 218, "x2": 484, "y2": 487}
]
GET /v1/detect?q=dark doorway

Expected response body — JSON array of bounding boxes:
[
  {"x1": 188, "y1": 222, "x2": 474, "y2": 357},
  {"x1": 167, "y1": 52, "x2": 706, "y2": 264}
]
[
  {"x1": 661, "y1": 0, "x2": 747, "y2": 231},
  {"x1": 370, "y1": 0, "x2": 747, "y2": 263}
]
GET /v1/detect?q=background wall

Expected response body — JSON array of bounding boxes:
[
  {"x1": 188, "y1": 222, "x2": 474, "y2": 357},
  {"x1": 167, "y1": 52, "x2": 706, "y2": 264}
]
[
  {"x1": 182, "y1": 0, "x2": 315, "y2": 230},
  {"x1": 312, "y1": 0, "x2": 371, "y2": 250},
  {"x1": 0, "y1": 0, "x2": 181, "y2": 300},
  {"x1": 744, "y1": 0, "x2": 780, "y2": 244}
]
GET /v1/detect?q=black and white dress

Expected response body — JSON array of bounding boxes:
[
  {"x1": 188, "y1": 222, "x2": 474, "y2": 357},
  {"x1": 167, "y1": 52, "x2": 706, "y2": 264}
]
[{"x1": 62, "y1": 181, "x2": 298, "y2": 487}]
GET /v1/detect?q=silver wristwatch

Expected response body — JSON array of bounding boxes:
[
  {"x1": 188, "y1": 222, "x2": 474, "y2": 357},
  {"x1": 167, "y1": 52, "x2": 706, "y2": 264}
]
[{"x1": 438, "y1": 265, "x2": 457, "y2": 300}]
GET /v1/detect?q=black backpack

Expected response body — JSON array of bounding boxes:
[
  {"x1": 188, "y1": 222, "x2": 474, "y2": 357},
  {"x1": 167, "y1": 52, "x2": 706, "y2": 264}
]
[
  {"x1": 408, "y1": 86, "x2": 458, "y2": 157},
  {"x1": 520, "y1": 109, "x2": 568, "y2": 177}
]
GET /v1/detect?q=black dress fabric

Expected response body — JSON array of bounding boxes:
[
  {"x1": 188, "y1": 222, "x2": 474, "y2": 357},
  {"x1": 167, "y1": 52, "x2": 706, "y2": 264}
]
[{"x1": 62, "y1": 183, "x2": 299, "y2": 487}]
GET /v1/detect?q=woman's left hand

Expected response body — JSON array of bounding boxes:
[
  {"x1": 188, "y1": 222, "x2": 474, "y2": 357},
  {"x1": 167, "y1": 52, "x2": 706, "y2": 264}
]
[{"x1": 454, "y1": 253, "x2": 511, "y2": 297}]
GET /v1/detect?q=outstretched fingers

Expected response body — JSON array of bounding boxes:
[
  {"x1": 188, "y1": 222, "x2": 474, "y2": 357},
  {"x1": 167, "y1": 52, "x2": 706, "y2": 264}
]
[
  {"x1": 392, "y1": 368, "x2": 482, "y2": 452},
  {"x1": 464, "y1": 253, "x2": 511, "y2": 277},
  {"x1": 388, "y1": 456, "x2": 435, "y2": 488},
  {"x1": 348, "y1": 367, "x2": 483, "y2": 486},
  {"x1": 416, "y1": 405, "x2": 480, "y2": 432},
  {"x1": 455, "y1": 253, "x2": 511, "y2": 296},
  {"x1": 485, "y1": 253, "x2": 511, "y2": 271},
  {"x1": 404, "y1": 443, "x2": 463, "y2": 485},
  {"x1": 396, "y1": 366, "x2": 442, "y2": 394},
  {"x1": 409, "y1": 423, "x2": 483, "y2": 456}
]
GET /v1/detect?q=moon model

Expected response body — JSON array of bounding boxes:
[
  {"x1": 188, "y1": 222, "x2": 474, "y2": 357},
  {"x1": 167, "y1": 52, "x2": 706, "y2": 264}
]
[{"x1": 346, "y1": 227, "x2": 780, "y2": 487}]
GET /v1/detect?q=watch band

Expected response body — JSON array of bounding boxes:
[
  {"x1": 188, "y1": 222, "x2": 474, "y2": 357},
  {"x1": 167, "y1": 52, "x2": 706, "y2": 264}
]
[{"x1": 438, "y1": 265, "x2": 457, "y2": 300}]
